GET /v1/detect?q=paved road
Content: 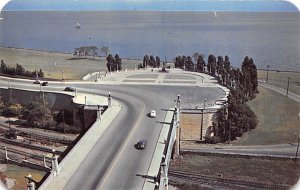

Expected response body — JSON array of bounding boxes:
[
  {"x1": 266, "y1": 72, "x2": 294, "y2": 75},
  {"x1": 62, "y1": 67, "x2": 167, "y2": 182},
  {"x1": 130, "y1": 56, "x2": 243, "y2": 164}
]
[
  {"x1": 259, "y1": 82, "x2": 300, "y2": 103},
  {"x1": 69, "y1": 84, "x2": 223, "y2": 189},
  {"x1": 0, "y1": 72, "x2": 225, "y2": 189},
  {"x1": 2, "y1": 72, "x2": 299, "y2": 189}
]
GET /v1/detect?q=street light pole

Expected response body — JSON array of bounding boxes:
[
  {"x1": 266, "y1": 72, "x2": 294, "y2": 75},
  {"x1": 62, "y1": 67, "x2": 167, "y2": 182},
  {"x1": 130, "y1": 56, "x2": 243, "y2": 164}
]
[
  {"x1": 8, "y1": 117, "x2": 11, "y2": 130},
  {"x1": 228, "y1": 123, "x2": 231, "y2": 144},
  {"x1": 176, "y1": 94, "x2": 181, "y2": 112},
  {"x1": 62, "y1": 70, "x2": 65, "y2": 82},
  {"x1": 40, "y1": 84, "x2": 45, "y2": 106},
  {"x1": 200, "y1": 99, "x2": 207, "y2": 141},
  {"x1": 266, "y1": 65, "x2": 270, "y2": 83},
  {"x1": 295, "y1": 134, "x2": 300, "y2": 161},
  {"x1": 286, "y1": 77, "x2": 290, "y2": 97}
]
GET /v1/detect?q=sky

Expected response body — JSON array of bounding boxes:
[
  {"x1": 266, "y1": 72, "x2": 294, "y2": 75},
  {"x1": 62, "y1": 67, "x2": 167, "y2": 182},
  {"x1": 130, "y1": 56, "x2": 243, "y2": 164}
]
[{"x1": 1, "y1": 0, "x2": 299, "y2": 12}]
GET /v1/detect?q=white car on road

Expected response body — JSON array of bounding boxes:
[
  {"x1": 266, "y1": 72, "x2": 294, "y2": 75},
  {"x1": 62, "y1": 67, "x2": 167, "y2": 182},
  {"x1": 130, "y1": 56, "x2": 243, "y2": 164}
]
[{"x1": 149, "y1": 110, "x2": 156, "y2": 118}]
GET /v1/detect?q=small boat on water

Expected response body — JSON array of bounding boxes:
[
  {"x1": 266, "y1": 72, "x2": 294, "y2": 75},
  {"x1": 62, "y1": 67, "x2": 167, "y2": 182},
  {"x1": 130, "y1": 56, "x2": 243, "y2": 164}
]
[
  {"x1": 76, "y1": 22, "x2": 81, "y2": 29},
  {"x1": 214, "y1": 10, "x2": 218, "y2": 18}
]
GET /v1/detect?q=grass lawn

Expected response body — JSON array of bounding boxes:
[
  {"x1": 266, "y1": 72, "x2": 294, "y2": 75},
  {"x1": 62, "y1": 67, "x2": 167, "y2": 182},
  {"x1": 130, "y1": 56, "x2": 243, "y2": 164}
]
[
  {"x1": 232, "y1": 85, "x2": 300, "y2": 145},
  {"x1": 0, "y1": 47, "x2": 141, "y2": 80},
  {"x1": 170, "y1": 153, "x2": 300, "y2": 187},
  {"x1": 257, "y1": 70, "x2": 300, "y2": 95}
]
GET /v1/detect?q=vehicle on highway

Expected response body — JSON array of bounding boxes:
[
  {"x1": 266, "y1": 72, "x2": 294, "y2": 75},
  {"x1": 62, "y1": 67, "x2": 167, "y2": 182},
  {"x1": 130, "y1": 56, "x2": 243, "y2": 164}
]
[
  {"x1": 64, "y1": 87, "x2": 76, "y2": 92},
  {"x1": 41, "y1": 82, "x2": 48, "y2": 86},
  {"x1": 135, "y1": 140, "x2": 147, "y2": 149},
  {"x1": 33, "y1": 80, "x2": 40, "y2": 84},
  {"x1": 149, "y1": 110, "x2": 156, "y2": 118}
]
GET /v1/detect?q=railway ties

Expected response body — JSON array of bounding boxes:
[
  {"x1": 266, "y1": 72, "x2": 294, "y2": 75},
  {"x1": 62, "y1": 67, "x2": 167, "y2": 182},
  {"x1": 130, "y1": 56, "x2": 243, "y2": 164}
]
[{"x1": 168, "y1": 170, "x2": 290, "y2": 190}]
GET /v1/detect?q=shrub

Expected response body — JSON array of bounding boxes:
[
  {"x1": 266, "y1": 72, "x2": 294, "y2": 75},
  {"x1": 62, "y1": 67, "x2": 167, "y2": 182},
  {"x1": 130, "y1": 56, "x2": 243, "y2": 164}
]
[{"x1": 2, "y1": 103, "x2": 23, "y2": 117}]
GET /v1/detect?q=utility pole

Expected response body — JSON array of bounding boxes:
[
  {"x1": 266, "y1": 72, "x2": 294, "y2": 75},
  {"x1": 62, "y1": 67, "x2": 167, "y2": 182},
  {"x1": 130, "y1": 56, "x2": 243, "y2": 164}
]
[
  {"x1": 286, "y1": 77, "x2": 290, "y2": 97},
  {"x1": 4, "y1": 147, "x2": 8, "y2": 162},
  {"x1": 176, "y1": 94, "x2": 181, "y2": 111},
  {"x1": 228, "y1": 123, "x2": 231, "y2": 144},
  {"x1": 63, "y1": 110, "x2": 65, "y2": 133},
  {"x1": 108, "y1": 92, "x2": 112, "y2": 107},
  {"x1": 174, "y1": 106, "x2": 180, "y2": 156},
  {"x1": 200, "y1": 99, "x2": 206, "y2": 141},
  {"x1": 8, "y1": 79, "x2": 12, "y2": 103},
  {"x1": 8, "y1": 117, "x2": 11, "y2": 130},
  {"x1": 295, "y1": 134, "x2": 300, "y2": 161},
  {"x1": 61, "y1": 70, "x2": 65, "y2": 82},
  {"x1": 266, "y1": 65, "x2": 270, "y2": 83},
  {"x1": 40, "y1": 84, "x2": 45, "y2": 106}
]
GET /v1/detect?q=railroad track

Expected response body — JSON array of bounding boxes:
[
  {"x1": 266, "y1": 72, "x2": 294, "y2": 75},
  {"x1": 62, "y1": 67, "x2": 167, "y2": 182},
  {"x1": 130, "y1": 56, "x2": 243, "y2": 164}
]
[
  {"x1": 0, "y1": 146, "x2": 52, "y2": 164},
  {"x1": 168, "y1": 170, "x2": 290, "y2": 190},
  {"x1": 0, "y1": 122, "x2": 74, "y2": 145}
]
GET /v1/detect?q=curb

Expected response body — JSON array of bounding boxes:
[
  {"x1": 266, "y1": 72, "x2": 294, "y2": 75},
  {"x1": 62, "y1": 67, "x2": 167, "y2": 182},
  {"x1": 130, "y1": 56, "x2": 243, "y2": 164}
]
[{"x1": 39, "y1": 99, "x2": 122, "y2": 189}]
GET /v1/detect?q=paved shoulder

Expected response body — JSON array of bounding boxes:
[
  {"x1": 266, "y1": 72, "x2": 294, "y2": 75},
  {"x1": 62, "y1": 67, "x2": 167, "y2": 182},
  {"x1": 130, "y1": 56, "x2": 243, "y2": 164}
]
[{"x1": 259, "y1": 82, "x2": 300, "y2": 103}]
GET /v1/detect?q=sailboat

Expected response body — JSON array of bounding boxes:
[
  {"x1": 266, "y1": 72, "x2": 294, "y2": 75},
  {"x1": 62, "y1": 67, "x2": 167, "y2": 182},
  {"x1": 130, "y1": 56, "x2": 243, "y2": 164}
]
[
  {"x1": 214, "y1": 10, "x2": 218, "y2": 18},
  {"x1": 76, "y1": 22, "x2": 81, "y2": 29}
]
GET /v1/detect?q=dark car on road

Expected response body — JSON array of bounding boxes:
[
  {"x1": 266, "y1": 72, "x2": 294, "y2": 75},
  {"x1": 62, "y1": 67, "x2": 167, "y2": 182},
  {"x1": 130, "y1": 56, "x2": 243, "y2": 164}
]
[
  {"x1": 41, "y1": 82, "x2": 48, "y2": 86},
  {"x1": 33, "y1": 80, "x2": 40, "y2": 84},
  {"x1": 135, "y1": 140, "x2": 147, "y2": 150},
  {"x1": 64, "y1": 87, "x2": 76, "y2": 92}
]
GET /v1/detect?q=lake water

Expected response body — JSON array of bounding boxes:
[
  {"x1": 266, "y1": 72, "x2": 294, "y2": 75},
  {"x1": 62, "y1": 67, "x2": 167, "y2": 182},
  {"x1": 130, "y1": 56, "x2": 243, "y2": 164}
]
[{"x1": 0, "y1": 11, "x2": 299, "y2": 71}]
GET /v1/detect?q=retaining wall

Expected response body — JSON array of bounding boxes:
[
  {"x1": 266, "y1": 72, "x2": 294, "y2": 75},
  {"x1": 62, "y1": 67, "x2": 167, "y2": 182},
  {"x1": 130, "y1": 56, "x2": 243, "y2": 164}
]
[
  {"x1": 0, "y1": 158, "x2": 50, "y2": 173},
  {"x1": 0, "y1": 88, "x2": 73, "y2": 111}
]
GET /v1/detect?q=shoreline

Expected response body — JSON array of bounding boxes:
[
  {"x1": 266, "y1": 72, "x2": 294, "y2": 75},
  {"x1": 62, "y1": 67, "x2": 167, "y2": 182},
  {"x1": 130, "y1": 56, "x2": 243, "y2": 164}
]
[
  {"x1": 1, "y1": 46, "x2": 299, "y2": 74},
  {"x1": 0, "y1": 46, "x2": 143, "y2": 62},
  {"x1": 2, "y1": 10, "x2": 298, "y2": 14},
  {"x1": 0, "y1": 47, "x2": 142, "y2": 80}
]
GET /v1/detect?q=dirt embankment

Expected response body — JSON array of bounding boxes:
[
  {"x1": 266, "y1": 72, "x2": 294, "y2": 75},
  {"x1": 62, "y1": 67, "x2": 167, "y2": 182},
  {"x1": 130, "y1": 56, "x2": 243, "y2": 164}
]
[
  {"x1": 0, "y1": 164, "x2": 16, "y2": 189},
  {"x1": 170, "y1": 152, "x2": 300, "y2": 190}
]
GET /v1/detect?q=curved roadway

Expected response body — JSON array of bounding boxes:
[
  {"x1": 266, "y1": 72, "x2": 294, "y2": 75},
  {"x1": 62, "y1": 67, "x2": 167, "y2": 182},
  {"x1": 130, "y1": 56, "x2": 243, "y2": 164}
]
[
  {"x1": 67, "y1": 84, "x2": 223, "y2": 189},
  {"x1": 0, "y1": 76, "x2": 224, "y2": 189}
]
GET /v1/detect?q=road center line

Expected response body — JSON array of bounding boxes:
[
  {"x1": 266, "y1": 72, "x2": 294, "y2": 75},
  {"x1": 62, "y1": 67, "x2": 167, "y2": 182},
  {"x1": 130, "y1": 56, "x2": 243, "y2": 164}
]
[{"x1": 97, "y1": 100, "x2": 146, "y2": 190}]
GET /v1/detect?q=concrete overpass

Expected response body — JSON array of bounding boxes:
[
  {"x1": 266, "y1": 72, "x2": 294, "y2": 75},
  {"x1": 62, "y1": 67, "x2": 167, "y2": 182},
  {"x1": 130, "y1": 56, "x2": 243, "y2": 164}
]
[{"x1": 0, "y1": 69, "x2": 228, "y2": 189}]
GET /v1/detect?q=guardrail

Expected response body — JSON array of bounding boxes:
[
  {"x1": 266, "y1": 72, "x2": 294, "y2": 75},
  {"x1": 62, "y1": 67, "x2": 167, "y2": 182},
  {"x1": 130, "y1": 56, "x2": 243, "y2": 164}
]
[
  {"x1": 0, "y1": 146, "x2": 52, "y2": 172},
  {"x1": 143, "y1": 109, "x2": 176, "y2": 189},
  {"x1": 0, "y1": 137, "x2": 63, "y2": 155}
]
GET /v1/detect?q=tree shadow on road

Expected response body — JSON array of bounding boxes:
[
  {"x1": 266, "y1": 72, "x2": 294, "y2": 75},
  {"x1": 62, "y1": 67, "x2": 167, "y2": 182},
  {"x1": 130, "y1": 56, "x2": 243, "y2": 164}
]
[{"x1": 136, "y1": 174, "x2": 155, "y2": 181}]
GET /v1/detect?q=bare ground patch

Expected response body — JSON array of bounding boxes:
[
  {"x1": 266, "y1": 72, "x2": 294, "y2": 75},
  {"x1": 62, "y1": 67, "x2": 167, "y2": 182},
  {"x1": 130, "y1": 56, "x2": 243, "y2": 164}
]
[{"x1": 170, "y1": 153, "x2": 300, "y2": 189}]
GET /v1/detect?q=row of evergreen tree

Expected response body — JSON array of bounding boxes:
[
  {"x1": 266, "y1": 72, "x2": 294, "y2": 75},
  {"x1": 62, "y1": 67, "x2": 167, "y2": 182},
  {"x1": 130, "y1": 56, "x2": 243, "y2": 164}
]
[
  {"x1": 214, "y1": 56, "x2": 258, "y2": 142},
  {"x1": 0, "y1": 59, "x2": 44, "y2": 78},
  {"x1": 142, "y1": 55, "x2": 161, "y2": 68},
  {"x1": 106, "y1": 54, "x2": 122, "y2": 72},
  {"x1": 175, "y1": 54, "x2": 258, "y2": 143}
]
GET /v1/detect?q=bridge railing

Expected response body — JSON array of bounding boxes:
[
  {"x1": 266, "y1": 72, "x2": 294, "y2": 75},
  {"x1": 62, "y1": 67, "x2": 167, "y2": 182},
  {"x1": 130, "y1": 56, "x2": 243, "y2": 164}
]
[{"x1": 143, "y1": 109, "x2": 177, "y2": 189}]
